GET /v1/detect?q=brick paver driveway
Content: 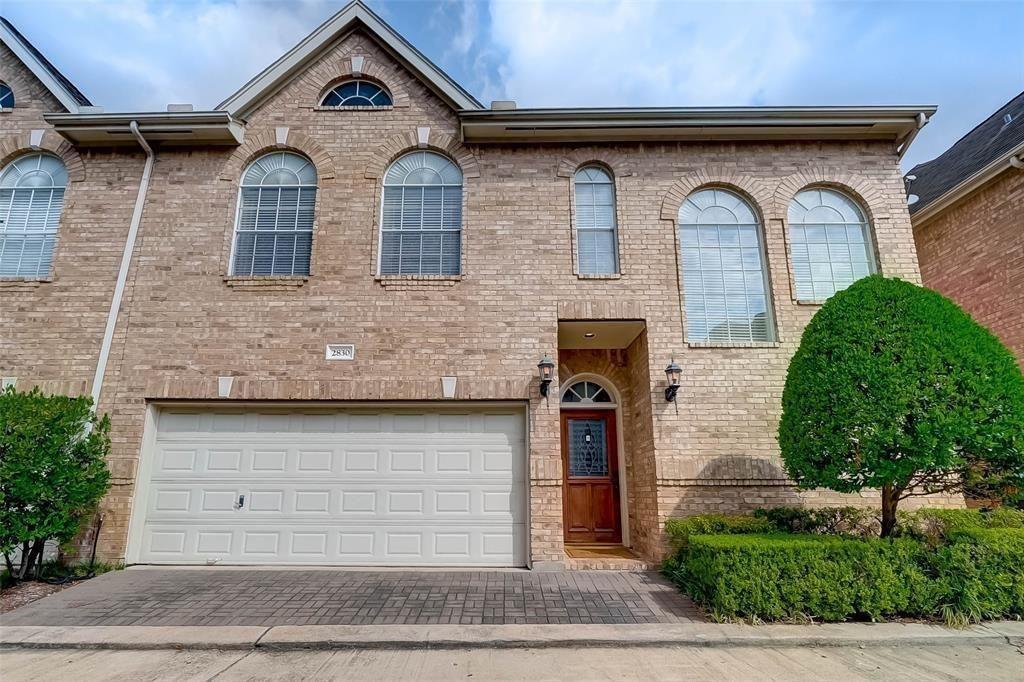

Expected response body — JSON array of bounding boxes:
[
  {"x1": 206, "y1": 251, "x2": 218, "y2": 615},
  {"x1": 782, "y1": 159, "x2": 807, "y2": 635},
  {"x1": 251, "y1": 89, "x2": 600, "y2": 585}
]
[{"x1": 1, "y1": 568, "x2": 700, "y2": 626}]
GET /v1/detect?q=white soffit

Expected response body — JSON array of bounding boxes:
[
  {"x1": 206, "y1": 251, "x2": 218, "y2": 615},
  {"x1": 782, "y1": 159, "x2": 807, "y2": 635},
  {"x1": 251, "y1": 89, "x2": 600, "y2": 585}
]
[{"x1": 216, "y1": 0, "x2": 482, "y2": 118}]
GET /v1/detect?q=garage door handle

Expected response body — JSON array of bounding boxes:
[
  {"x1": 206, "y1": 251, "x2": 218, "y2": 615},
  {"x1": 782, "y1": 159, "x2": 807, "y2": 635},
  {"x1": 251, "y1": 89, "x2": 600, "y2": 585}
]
[{"x1": 236, "y1": 494, "x2": 245, "y2": 510}]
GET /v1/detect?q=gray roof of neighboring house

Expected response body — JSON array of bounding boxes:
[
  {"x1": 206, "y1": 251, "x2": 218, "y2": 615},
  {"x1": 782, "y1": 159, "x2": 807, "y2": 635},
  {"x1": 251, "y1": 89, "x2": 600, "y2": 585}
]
[
  {"x1": 0, "y1": 16, "x2": 92, "y2": 107},
  {"x1": 907, "y1": 90, "x2": 1024, "y2": 214}
]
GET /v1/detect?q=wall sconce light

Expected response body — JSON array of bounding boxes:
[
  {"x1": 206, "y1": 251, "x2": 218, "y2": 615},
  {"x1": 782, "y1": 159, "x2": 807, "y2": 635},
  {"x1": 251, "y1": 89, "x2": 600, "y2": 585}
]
[
  {"x1": 537, "y1": 355, "x2": 556, "y2": 397},
  {"x1": 664, "y1": 359, "x2": 682, "y2": 402}
]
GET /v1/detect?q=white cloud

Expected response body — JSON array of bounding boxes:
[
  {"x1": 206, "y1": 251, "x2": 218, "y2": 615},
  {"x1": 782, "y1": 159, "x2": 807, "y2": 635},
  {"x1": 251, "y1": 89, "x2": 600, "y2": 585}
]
[{"x1": 483, "y1": 0, "x2": 821, "y2": 107}]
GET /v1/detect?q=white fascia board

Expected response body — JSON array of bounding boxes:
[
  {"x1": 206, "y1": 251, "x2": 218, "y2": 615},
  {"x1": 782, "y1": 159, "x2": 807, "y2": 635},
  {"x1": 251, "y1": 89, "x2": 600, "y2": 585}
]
[
  {"x1": 216, "y1": 0, "x2": 481, "y2": 118},
  {"x1": 0, "y1": 22, "x2": 83, "y2": 113}
]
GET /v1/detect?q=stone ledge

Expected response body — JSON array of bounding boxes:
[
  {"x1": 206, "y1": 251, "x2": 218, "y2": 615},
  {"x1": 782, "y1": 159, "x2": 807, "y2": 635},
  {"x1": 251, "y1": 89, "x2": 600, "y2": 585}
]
[
  {"x1": 223, "y1": 276, "x2": 308, "y2": 291},
  {"x1": 0, "y1": 278, "x2": 51, "y2": 289},
  {"x1": 375, "y1": 275, "x2": 462, "y2": 290},
  {"x1": 686, "y1": 341, "x2": 781, "y2": 349}
]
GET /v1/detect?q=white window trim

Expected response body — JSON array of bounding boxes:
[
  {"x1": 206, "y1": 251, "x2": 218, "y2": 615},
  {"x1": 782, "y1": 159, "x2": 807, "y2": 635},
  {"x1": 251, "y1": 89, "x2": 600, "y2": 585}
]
[
  {"x1": 375, "y1": 151, "x2": 465, "y2": 278},
  {"x1": 677, "y1": 188, "x2": 777, "y2": 344},
  {"x1": 228, "y1": 153, "x2": 318, "y2": 278},
  {"x1": 786, "y1": 187, "x2": 878, "y2": 304},
  {"x1": 571, "y1": 165, "x2": 621, "y2": 277}
]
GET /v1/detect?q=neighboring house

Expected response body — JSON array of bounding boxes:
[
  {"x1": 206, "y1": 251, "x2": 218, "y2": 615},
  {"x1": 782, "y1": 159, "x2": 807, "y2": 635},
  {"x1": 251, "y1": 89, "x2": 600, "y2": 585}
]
[
  {"x1": 0, "y1": 1, "x2": 956, "y2": 570},
  {"x1": 907, "y1": 91, "x2": 1024, "y2": 362}
]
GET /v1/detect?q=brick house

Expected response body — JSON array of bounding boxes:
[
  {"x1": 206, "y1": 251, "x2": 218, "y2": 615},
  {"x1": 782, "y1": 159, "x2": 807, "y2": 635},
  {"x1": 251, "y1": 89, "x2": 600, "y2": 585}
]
[
  {"x1": 1, "y1": 2, "x2": 954, "y2": 570},
  {"x1": 908, "y1": 91, "x2": 1024, "y2": 362}
]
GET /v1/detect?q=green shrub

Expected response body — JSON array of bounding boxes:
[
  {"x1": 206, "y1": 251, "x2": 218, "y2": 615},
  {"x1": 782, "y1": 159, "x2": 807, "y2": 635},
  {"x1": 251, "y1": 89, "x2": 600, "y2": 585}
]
[
  {"x1": 778, "y1": 276, "x2": 1024, "y2": 536},
  {"x1": 754, "y1": 506, "x2": 879, "y2": 537},
  {"x1": 930, "y1": 529, "x2": 1024, "y2": 625},
  {"x1": 663, "y1": 514, "x2": 772, "y2": 580},
  {"x1": 681, "y1": 534, "x2": 933, "y2": 622},
  {"x1": 0, "y1": 387, "x2": 111, "y2": 580},
  {"x1": 898, "y1": 508, "x2": 1024, "y2": 545}
]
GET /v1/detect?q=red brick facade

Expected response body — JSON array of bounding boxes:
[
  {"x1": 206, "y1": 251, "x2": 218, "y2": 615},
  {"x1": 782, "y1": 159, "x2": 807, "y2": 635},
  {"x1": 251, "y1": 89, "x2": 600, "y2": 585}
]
[
  {"x1": 1, "y1": 25, "x2": 960, "y2": 568},
  {"x1": 913, "y1": 169, "x2": 1024, "y2": 362}
]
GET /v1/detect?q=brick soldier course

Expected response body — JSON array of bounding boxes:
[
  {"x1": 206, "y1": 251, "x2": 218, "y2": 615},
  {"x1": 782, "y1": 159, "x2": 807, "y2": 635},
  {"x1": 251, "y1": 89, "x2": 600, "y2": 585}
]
[{"x1": 0, "y1": 2, "x2": 960, "y2": 571}]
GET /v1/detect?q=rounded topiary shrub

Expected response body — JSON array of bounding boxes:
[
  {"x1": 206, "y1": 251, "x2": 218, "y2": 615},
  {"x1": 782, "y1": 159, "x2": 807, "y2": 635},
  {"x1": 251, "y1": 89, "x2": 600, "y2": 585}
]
[{"x1": 779, "y1": 276, "x2": 1024, "y2": 536}]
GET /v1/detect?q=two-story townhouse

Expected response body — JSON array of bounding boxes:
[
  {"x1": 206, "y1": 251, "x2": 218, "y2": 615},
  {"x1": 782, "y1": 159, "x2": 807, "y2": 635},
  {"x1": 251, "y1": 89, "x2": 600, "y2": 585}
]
[{"x1": 1, "y1": 1, "x2": 958, "y2": 570}]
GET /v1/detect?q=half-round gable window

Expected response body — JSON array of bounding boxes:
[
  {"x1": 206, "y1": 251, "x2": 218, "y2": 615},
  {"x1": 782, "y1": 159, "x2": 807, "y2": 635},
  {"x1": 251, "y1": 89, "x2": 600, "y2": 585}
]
[
  {"x1": 0, "y1": 153, "x2": 67, "y2": 277},
  {"x1": 561, "y1": 380, "x2": 614, "y2": 404},
  {"x1": 321, "y1": 80, "x2": 393, "y2": 107},
  {"x1": 787, "y1": 187, "x2": 876, "y2": 301},
  {"x1": 0, "y1": 82, "x2": 13, "y2": 109},
  {"x1": 230, "y1": 151, "x2": 317, "y2": 276}
]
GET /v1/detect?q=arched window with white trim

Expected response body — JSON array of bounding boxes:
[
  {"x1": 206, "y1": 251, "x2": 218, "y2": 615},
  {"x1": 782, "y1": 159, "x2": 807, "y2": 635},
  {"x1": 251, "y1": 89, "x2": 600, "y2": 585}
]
[
  {"x1": 679, "y1": 188, "x2": 774, "y2": 342},
  {"x1": 787, "y1": 187, "x2": 876, "y2": 301},
  {"x1": 574, "y1": 165, "x2": 619, "y2": 274},
  {"x1": 231, "y1": 151, "x2": 317, "y2": 276},
  {"x1": 379, "y1": 151, "x2": 463, "y2": 275},
  {"x1": 0, "y1": 153, "x2": 67, "y2": 278}
]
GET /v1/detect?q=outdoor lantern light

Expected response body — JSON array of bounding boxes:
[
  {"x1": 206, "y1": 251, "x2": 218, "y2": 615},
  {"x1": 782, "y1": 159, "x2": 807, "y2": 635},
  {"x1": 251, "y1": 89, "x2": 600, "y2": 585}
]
[
  {"x1": 664, "y1": 359, "x2": 682, "y2": 402},
  {"x1": 537, "y1": 355, "x2": 556, "y2": 397}
]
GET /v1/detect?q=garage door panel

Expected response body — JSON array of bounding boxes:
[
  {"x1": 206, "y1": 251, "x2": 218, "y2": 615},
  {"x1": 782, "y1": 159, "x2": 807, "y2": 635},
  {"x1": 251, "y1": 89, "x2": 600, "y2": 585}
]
[
  {"x1": 138, "y1": 523, "x2": 525, "y2": 565},
  {"x1": 147, "y1": 485, "x2": 520, "y2": 521},
  {"x1": 137, "y1": 406, "x2": 527, "y2": 566}
]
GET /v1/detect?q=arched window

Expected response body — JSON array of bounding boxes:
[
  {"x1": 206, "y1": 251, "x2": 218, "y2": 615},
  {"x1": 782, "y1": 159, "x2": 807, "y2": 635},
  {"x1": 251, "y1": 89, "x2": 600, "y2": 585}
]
[
  {"x1": 379, "y1": 151, "x2": 463, "y2": 275},
  {"x1": 787, "y1": 188, "x2": 875, "y2": 301},
  {"x1": 561, "y1": 380, "x2": 614, "y2": 404},
  {"x1": 0, "y1": 153, "x2": 67, "y2": 278},
  {"x1": 573, "y1": 166, "x2": 619, "y2": 274},
  {"x1": 679, "y1": 188, "x2": 774, "y2": 342},
  {"x1": 231, "y1": 151, "x2": 317, "y2": 276},
  {"x1": 321, "y1": 80, "x2": 392, "y2": 107},
  {"x1": 0, "y1": 82, "x2": 13, "y2": 108}
]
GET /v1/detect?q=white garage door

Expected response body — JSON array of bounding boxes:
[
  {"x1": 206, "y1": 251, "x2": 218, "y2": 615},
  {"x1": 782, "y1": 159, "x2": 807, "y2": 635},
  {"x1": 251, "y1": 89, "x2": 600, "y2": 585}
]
[{"x1": 130, "y1": 406, "x2": 527, "y2": 566}]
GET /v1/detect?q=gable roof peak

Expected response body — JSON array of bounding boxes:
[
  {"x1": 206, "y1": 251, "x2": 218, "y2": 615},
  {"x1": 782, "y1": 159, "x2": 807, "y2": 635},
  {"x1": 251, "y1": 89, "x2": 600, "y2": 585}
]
[
  {"x1": 216, "y1": 0, "x2": 481, "y2": 118},
  {"x1": 0, "y1": 16, "x2": 92, "y2": 112}
]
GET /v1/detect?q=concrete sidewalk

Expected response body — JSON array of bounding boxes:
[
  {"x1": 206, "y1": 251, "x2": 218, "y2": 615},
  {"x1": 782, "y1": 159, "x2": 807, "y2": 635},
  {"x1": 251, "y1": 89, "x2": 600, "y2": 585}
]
[{"x1": 2, "y1": 620, "x2": 1022, "y2": 651}]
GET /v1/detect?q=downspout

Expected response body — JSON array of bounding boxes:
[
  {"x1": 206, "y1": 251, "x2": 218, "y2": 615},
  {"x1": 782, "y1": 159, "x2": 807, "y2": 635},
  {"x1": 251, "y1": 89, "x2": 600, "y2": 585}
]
[
  {"x1": 90, "y1": 121, "x2": 153, "y2": 407},
  {"x1": 897, "y1": 112, "x2": 929, "y2": 161},
  {"x1": 1009, "y1": 154, "x2": 1024, "y2": 170}
]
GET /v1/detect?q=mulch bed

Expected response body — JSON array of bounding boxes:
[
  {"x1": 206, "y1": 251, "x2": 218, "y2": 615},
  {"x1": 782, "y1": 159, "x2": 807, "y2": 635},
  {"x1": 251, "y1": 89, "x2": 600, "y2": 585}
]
[{"x1": 0, "y1": 580, "x2": 76, "y2": 614}]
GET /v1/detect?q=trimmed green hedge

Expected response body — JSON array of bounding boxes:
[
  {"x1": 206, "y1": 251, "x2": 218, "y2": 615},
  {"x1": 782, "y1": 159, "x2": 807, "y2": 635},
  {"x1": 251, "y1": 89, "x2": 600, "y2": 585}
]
[
  {"x1": 663, "y1": 515, "x2": 772, "y2": 578},
  {"x1": 681, "y1": 534, "x2": 932, "y2": 621},
  {"x1": 929, "y1": 528, "x2": 1024, "y2": 624},
  {"x1": 898, "y1": 508, "x2": 1024, "y2": 544},
  {"x1": 665, "y1": 514, "x2": 1024, "y2": 623}
]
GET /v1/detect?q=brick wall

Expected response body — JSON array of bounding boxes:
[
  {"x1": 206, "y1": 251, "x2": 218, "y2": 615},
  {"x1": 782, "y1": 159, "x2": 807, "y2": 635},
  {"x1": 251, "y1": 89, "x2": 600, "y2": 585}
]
[
  {"x1": 914, "y1": 169, "x2": 1024, "y2": 362},
  {"x1": 2, "y1": 30, "x2": 952, "y2": 565},
  {"x1": 0, "y1": 42, "x2": 145, "y2": 397}
]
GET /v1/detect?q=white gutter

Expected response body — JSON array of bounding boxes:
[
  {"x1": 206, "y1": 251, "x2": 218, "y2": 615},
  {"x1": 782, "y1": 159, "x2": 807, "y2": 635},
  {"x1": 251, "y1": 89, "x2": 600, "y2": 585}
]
[
  {"x1": 90, "y1": 121, "x2": 153, "y2": 407},
  {"x1": 897, "y1": 111, "x2": 930, "y2": 161}
]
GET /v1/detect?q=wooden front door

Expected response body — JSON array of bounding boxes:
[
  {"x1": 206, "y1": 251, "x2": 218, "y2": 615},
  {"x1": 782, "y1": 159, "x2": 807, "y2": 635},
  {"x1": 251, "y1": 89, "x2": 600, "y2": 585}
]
[{"x1": 561, "y1": 410, "x2": 621, "y2": 544}]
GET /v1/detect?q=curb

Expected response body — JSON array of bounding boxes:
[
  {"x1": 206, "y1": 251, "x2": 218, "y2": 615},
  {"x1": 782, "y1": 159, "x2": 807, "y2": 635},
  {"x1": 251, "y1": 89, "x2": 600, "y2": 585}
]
[{"x1": 2, "y1": 622, "x2": 1022, "y2": 651}]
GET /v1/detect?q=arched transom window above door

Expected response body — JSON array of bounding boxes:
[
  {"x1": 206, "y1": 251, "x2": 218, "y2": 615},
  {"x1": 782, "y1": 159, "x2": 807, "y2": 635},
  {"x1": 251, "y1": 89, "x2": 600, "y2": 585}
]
[{"x1": 561, "y1": 380, "x2": 614, "y2": 404}]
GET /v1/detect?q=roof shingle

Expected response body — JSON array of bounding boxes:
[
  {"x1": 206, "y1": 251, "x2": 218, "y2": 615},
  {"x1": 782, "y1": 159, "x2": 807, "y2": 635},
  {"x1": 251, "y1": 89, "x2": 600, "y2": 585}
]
[
  {"x1": 0, "y1": 16, "x2": 92, "y2": 107},
  {"x1": 907, "y1": 91, "x2": 1024, "y2": 214}
]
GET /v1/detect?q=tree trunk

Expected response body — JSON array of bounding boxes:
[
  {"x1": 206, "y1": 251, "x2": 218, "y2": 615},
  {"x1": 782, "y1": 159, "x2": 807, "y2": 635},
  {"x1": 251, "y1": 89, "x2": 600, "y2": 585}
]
[{"x1": 880, "y1": 485, "x2": 900, "y2": 538}]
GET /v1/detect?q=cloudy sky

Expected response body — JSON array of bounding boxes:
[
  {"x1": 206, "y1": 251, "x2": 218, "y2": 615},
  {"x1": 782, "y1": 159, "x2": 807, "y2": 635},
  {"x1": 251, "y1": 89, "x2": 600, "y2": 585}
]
[{"x1": 4, "y1": 0, "x2": 1022, "y2": 170}]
